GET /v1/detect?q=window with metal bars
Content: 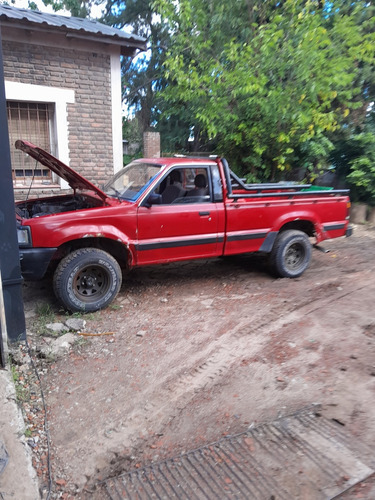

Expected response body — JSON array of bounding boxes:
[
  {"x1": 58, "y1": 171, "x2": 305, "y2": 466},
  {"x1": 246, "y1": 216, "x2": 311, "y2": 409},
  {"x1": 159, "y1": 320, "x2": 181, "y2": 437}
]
[{"x1": 7, "y1": 102, "x2": 55, "y2": 186}]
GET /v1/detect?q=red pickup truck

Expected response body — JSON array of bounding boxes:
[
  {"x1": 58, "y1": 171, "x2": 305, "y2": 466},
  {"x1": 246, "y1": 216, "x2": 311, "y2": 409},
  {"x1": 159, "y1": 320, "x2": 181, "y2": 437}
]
[{"x1": 15, "y1": 140, "x2": 352, "y2": 312}]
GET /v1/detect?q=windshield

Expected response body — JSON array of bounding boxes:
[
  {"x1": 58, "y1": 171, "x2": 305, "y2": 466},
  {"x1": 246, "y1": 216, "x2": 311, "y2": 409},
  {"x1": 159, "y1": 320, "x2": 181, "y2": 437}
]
[{"x1": 103, "y1": 162, "x2": 162, "y2": 201}]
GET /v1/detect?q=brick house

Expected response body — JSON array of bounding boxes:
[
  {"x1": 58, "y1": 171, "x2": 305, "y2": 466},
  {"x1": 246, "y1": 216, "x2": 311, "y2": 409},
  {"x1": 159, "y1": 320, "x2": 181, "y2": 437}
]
[{"x1": 0, "y1": 4, "x2": 146, "y2": 199}]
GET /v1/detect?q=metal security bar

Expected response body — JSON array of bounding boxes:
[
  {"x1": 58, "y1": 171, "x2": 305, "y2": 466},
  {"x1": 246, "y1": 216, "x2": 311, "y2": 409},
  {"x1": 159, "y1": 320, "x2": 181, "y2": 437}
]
[{"x1": 7, "y1": 101, "x2": 53, "y2": 185}]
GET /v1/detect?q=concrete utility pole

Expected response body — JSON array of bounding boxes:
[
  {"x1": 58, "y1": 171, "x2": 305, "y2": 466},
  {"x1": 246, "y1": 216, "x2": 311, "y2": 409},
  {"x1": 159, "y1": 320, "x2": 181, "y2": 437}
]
[{"x1": 0, "y1": 26, "x2": 26, "y2": 345}]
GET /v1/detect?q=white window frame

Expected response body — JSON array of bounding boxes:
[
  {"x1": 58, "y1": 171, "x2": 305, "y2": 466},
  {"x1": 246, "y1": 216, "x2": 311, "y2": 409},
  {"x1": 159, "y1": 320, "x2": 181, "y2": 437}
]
[
  {"x1": 5, "y1": 81, "x2": 75, "y2": 190},
  {"x1": 111, "y1": 54, "x2": 123, "y2": 174}
]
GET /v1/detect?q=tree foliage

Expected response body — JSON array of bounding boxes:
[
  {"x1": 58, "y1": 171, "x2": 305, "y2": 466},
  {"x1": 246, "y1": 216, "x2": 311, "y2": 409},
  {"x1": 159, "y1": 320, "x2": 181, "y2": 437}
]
[
  {"x1": 102, "y1": 0, "x2": 167, "y2": 132},
  {"x1": 347, "y1": 132, "x2": 375, "y2": 205},
  {"x1": 154, "y1": 0, "x2": 375, "y2": 181},
  {"x1": 331, "y1": 108, "x2": 375, "y2": 204},
  {"x1": 30, "y1": 0, "x2": 375, "y2": 198}
]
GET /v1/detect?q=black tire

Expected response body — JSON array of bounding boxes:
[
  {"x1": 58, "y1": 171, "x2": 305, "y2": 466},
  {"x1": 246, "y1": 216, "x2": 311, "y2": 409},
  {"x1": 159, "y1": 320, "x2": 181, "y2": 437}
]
[
  {"x1": 269, "y1": 230, "x2": 312, "y2": 278},
  {"x1": 53, "y1": 248, "x2": 122, "y2": 312}
]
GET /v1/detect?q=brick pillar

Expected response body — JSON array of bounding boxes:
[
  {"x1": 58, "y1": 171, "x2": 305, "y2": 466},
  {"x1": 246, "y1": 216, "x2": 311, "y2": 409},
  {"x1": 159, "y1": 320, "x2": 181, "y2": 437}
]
[{"x1": 143, "y1": 131, "x2": 160, "y2": 158}]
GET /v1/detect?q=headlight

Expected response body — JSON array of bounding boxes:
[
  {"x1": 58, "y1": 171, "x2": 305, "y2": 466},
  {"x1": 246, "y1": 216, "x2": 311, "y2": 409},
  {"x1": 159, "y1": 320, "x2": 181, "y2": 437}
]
[{"x1": 17, "y1": 226, "x2": 32, "y2": 247}]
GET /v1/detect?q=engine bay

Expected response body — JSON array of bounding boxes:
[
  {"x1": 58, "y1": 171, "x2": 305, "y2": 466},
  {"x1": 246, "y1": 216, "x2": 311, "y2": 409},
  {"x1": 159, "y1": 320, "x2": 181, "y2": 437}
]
[{"x1": 16, "y1": 194, "x2": 104, "y2": 219}]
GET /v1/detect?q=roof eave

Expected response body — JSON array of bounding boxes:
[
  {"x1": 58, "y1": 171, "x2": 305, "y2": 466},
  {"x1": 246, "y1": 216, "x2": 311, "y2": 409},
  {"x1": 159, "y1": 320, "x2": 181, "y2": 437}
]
[
  {"x1": 64, "y1": 32, "x2": 146, "y2": 55},
  {"x1": 0, "y1": 18, "x2": 147, "y2": 54}
]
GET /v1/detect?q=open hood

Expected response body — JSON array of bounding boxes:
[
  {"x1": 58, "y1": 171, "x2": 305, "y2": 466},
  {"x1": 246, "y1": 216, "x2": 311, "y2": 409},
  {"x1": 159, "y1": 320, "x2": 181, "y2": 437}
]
[{"x1": 15, "y1": 140, "x2": 109, "y2": 202}]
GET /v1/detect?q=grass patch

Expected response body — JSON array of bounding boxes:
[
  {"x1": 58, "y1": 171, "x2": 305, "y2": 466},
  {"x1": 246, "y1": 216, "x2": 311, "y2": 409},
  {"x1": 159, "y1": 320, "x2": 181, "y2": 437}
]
[
  {"x1": 109, "y1": 304, "x2": 122, "y2": 311},
  {"x1": 35, "y1": 302, "x2": 55, "y2": 319},
  {"x1": 24, "y1": 428, "x2": 33, "y2": 438},
  {"x1": 69, "y1": 310, "x2": 98, "y2": 321},
  {"x1": 10, "y1": 363, "x2": 30, "y2": 404},
  {"x1": 33, "y1": 303, "x2": 58, "y2": 336}
]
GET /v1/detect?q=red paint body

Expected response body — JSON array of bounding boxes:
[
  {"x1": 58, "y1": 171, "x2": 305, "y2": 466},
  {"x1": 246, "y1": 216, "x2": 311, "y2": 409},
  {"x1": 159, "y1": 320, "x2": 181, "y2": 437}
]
[{"x1": 15, "y1": 141, "x2": 351, "y2": 280}]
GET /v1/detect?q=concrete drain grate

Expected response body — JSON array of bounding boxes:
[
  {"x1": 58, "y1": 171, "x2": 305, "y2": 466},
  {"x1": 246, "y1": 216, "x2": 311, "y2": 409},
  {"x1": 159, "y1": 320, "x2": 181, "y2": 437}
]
[{"x1": 96, "y1": 407, "x2": 374, "y2": 499}]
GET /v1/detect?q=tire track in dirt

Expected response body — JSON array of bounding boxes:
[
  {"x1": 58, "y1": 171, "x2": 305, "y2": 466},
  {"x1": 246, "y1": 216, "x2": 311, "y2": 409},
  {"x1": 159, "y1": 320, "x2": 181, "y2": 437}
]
[
  {"x1": 92, "y1": 268, "x2": 375, "y2": 486},
  {"x1": 164, "y1": 269, "x2": 374, "y2": 402}
]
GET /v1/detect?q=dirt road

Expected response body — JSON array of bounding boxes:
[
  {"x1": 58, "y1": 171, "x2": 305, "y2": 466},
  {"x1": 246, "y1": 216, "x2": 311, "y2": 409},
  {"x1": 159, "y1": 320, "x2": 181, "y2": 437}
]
[{"x1": 22, "y1": 225, "x2": 375, "y2": 497}]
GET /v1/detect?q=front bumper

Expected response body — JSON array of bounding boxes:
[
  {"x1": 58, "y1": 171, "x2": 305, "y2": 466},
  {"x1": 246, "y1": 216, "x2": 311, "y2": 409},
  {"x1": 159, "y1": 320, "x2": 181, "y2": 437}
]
[
  {"x1": 19, "y1": 247, "x2": 57, "y2": 280},
  {"x1": 346, "y1": 225, "x2": 353, "y2": 237}
]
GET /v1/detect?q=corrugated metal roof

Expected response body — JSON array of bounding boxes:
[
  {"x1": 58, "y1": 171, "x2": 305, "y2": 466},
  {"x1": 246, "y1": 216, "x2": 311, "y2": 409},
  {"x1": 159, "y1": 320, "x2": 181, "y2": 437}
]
[{"x1": 0, "y1": 4, "x2": 146, "y2": 51}]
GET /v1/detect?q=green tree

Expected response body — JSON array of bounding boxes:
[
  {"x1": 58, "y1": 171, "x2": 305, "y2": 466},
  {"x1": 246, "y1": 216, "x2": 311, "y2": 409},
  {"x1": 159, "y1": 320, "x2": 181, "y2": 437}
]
[
  {"x1": 331, "y1": 109, "x2": 375, "y2": 204},
  {"x1": 102, "y1": 0, "x2": 195, "y2": 154},
  {"x1": 104, "y1": 0, "x2": 213, "y2": 154},
  {"x1": 154, "y1": 0, "x2": 375, "y2": 180},
  {"x1": 29, "y1": 0, "x2": 375, "y2": 183},
  {"x1": 103, "y1": 0, "x2": 167, "y2": 132},
  {"x1": 327, "y1": 1, "x2": 375, "y2": 203},
  {"x1": 347, "y1": 132, "x2": 375, "y2": 205}
]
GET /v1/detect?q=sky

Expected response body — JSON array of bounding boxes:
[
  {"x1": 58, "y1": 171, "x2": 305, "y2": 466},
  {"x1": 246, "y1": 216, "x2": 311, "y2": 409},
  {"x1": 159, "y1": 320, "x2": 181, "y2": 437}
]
[
  {"x1": 9, "y1": 0, "x2": 106, "y2": 18},
  {"x1": 10, "y1": 0, "x2": 68, "y2": 15}
]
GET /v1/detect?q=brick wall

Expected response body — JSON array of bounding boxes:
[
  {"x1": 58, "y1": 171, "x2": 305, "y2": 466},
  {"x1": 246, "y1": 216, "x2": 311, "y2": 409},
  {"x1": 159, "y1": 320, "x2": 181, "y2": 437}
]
[
  {"x1": 3, "y1": 41, "x2": 114, "y2": 192},
  {"x1": 13, "y1": 187, "x2": 68, "y2": 202},
  {"x1": 143, "y1": 131, "x2": 160, "y2": 158}
]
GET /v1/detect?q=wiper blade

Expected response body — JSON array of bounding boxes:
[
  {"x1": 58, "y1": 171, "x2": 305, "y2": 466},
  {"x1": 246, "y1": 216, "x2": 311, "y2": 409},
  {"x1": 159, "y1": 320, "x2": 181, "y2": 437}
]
[{"x1": 106, "y1": 186, "x2": 123, "y2": 200}]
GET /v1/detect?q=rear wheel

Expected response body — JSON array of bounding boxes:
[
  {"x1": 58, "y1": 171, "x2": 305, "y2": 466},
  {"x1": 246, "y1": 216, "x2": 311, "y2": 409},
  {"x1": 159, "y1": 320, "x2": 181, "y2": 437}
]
[
  {"x1": 269, "y1": 230, "x2": 311, "y2": 278},
  {"x1": 53, "y1": 248, "x2": 122, "y2": 312}
]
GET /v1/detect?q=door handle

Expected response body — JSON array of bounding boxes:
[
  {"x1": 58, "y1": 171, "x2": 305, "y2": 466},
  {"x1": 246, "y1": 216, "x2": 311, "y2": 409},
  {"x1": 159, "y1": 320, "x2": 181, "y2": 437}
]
[{"x1": 199, "y1": 211, "x2": 210, "y2": 216}]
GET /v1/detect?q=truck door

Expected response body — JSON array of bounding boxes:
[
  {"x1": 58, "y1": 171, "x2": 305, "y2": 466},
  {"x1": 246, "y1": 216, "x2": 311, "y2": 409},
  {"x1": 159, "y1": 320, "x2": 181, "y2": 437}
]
[{"x1": 136, "y1": 165, "x2": 226, "y2": 265}]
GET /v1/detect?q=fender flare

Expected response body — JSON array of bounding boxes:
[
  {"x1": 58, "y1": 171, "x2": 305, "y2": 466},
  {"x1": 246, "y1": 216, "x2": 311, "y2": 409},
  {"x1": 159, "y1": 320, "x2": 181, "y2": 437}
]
[
  {"x1": 44, "y1": 224, "x2": 137, "y2": 268},
  {"x1": 260, "y1": 215, "x2": 322, "y2": 253}
]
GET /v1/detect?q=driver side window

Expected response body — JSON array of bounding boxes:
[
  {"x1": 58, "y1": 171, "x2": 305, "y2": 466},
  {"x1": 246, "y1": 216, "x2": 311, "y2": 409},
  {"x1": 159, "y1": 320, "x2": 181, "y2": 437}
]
[{"x1": 157, "y1": 167, "x2": 211, "y2": 204}]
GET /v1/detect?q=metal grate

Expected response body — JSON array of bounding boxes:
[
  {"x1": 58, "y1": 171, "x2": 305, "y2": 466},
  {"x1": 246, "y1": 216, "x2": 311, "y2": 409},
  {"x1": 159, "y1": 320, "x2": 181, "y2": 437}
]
[
  {"x1": 96, "y1": 407, "x2": 374, "y2": 500},
  {"x1": 7, "y1": 101, "x2": 53, "y2": 185}
]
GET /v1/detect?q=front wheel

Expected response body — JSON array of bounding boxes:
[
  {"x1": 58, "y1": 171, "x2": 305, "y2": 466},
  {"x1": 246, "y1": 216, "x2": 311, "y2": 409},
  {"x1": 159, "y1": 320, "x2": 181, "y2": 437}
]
[
  {"x1": 53, "y1": 248, "x2": 122, "y2": 312},
  {"x1": 269, "y1": 230, "x2": 312, "y2": 278}
]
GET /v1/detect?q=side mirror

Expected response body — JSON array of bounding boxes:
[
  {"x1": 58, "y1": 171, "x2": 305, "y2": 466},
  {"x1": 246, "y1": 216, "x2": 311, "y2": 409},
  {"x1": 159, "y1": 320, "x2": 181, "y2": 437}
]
[{"x1": 143, "y1": 193, "x2": 162, "y2": 208}]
